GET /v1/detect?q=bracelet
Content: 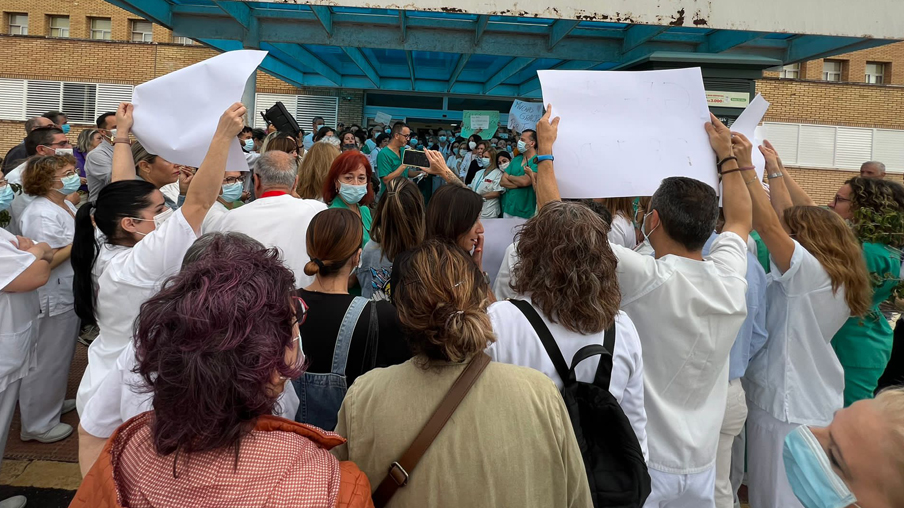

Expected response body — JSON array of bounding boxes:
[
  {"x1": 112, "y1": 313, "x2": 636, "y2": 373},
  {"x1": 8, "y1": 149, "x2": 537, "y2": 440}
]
[
  {"x1": 719, "y1": 168, "x2": 745, "y2": 177},
  {"x1": 716, "y1": 156, "x2": 738, "y2": 173},
  {"x1": 767, "y1": 172, "x2": 784, "y2": 179},
  {"x1": 113, "y1": 138, "x2": 131, "y2": 145},
  {"x1": 744, "y1": 174, "x2": 760, "y2": 185}
]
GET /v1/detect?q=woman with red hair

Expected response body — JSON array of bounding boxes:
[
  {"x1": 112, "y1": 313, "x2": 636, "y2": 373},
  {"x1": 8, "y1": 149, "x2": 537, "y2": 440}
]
[{"x1": 322, "y1": 150, "x2": 375, "y2": 248}]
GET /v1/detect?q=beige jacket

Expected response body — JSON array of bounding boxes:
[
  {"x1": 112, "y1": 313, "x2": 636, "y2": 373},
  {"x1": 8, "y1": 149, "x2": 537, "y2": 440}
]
[{"x1": 333, "y1": 357, "x2": 592, "y2": 508}]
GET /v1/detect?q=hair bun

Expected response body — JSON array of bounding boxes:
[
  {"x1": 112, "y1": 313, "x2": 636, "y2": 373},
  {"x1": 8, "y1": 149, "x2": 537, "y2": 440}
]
[{"x1": 303, "y1": 260, "x2": 320, "y2": 276}]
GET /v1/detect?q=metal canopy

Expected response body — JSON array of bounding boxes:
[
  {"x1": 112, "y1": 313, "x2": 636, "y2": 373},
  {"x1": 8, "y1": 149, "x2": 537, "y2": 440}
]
[{"x1": 106, "y1": 0, "x2": 899, "y2": 99}]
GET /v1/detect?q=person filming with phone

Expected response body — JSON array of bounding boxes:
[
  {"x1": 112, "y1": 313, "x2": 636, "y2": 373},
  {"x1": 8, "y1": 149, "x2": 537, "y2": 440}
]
[{"x1": 375, "y1": 122, "x2": 423, "y2": 198}]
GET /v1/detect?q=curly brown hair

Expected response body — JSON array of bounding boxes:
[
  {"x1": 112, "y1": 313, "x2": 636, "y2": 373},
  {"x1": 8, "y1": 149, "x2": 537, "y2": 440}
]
[
  {"x1": 394, "y1": 239, "x2": 495, "y2": 363},
  {"x1": 512, "y1": 201, "x2": 621, "y2": 334},
  {"x1": 22, "y1": 154, "x2": 78, "y2": 196},
  {"x1": 846, "y1": 177, "x2": 904, "y2": 249}
]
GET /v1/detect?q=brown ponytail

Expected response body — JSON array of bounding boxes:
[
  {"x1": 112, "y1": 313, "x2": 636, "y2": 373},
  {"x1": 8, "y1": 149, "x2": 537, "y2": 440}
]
[{"x1": 303, "y1": 208, "x2": 362, "y2": 277}]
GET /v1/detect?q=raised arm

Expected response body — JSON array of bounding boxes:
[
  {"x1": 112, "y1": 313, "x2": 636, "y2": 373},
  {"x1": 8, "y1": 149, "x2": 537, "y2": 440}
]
[
  {"x1": 180, "y1": 103, "x2": 246, "y2": 232},
  {"x1": 111, "y1": 103, "x2": 136, "y2": 183},
  {"x1": 763, "y1": 139, "x2": 815, "y2": 207},
  {"x1": 424, "y1": 150, "x2": 465, "y2": 187},
  {"x1": 535, "y1": 105, "x2": 562, "y2": 209},
  {"x1": 705, "y1": 114, "x2": 751, "y2": 240},
  {"x1": 759, "y1": 142, "x2": 794, "y2": 230}
]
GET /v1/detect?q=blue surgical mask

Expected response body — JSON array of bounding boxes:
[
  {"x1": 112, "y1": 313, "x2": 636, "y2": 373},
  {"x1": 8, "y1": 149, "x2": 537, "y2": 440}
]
[
  {"x1": 439, "y1": 136, "x2": 447, "y2": 142},
  {"x1": 417, "y1": 144, "x2": 424, "y2": 150},
  {"x1": 56, "y1": 174, "x2": 81, "y2": 195},
  {"x1": 221, "y1": 182, "x2": 243, "y2": 202},
  {"x1": 384, "y1": 128, "x2": 391, "y2": 134},
  {"x1": 0, "y1": 184, "x2": 13, "y2": 212},
  {"x1": 478, "y1": 157, "x2": 490, "y2": 168},
  {"x1": 507, "y1": 145, "x2": 513, "y2": 153},
  {"x1": 243, "y1": 138, "x2": 254, "y2": 151},
  {"x1": 459, "y1": 148, "x2": 467, "y2": 156},
  {"x1": 339, "y1": 182, "x2": 367, "y2": 204},
  {"x1": 61, "y1": 123, "x2": 71, "y2": 134},
  {"x1": 641, "y1": 211, "x2": 659, "y2": 244},
  {"x1": 499, "y1": 133, "x2": 508, "y2": 140},
  {"x1": 517, "y1": 140, "x2": 527, "y2": 152},
  {"x1": 783, "y1": 426, "x2": 859, "y2": 508},
  {"x1": 409, "y1": 139, "x2": 418, "y2": 147}
]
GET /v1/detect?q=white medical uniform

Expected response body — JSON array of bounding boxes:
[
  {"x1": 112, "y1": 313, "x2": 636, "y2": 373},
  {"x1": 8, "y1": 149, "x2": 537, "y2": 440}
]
[
  {"x1": 611, "y1": 233, "x2": 748, "y2": 508},
  {"x1": 215, "y1": 193, "x2": 327, "y2": 289},
  {"x1": 17, "y1": 196, "x2": 79, "y2": 435},
  {"x1": 200, "y1": 201, "x2": 230, "y2": 234},
  {"x1": 80, "y1": 342, "x2": 299, "y2": 439},
  {"x1": 0, "y1": 229, "x2": 41, "y2": 465},
  {"x1": 608, "y1": 213, "x2": 638, "y2": 249},
  {"x1": 492, "y1": 241, "x2": 518, "y2": 301},
  {"x1": 4, "y1": 161, "x2": 33, "y2": 235},
  {"x1": 76, "y1": 208, "x2": 198, "y2": 415},
  {"x1": 469, "y1": 168, "x2": 505, "y2": 219},
  {"x1": 743, "y1": 241, "x2": 849, "y2": 508},
  {"x1": 488, "y1": 300, "x2": 648, "y2": 460}
]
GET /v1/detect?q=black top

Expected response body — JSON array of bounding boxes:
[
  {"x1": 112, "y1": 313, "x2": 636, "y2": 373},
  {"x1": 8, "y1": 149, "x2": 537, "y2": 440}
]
[
  {"x1": 297, "y1": 289, "x2": 411, "y2": 386},
  {"x1": 464, "y1": 159, "x2": 481, "y2": 186}
]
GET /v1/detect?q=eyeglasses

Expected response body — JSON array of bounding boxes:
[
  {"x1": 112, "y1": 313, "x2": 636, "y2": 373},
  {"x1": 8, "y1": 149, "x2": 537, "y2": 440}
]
[
  {"x1": 47, "y1": 141, "x2": 71, "y2": 148},
  {"x1": 291, "y1": 295, "x2": 309, "y2": 327},
  {"x1": 60, "y1": 170, "x2": 77, "y2": 178},
  {"x1": 399, "y1": 133, "x2": 411, "y2": 139},
  {"x1": 832, "y1": 194, "x2": 852, "y2": 205},
  {"x1": 223, "y1": 176, "x2": 243, "y2": 185}
]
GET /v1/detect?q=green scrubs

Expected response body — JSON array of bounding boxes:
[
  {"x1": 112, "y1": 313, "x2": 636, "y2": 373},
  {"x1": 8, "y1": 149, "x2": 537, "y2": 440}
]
[{"x1": 501, "y1": 154, "x2": 537, "y2": 219}]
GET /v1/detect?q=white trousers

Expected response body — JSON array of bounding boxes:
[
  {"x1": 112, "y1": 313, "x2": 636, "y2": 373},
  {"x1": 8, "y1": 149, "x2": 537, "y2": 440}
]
[
  {"x1": 715, "y1": 379, "x2": 748, "y2": 508},
  {"x1": 729, "y1": 424, "x2": 746, "y2": 508},
  {"x1": 746, "y1": 403, "x2": 804, "y2": 508},
  {"x1": 18, "y1": 308, "x2": 79, "y2": 435},
  {"x1": 0, "y1": 379, "x2": 22, "y2": 470},
  {"x1": 643, "y1": 467, "x2": 717, "y2": 508}
]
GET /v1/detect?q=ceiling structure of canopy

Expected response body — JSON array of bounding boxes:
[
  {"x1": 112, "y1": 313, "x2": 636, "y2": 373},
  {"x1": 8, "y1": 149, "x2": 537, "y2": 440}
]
[{"x1": 106, "y1": 0, "x2": 902, "y2": 99}]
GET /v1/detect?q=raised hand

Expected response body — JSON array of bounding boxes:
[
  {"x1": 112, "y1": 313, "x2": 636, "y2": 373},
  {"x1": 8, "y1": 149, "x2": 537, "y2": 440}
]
[
  {"x1": 704, "y1": 113, "x2": 733, "y2": 160},
  {"x1": 216, "y1": 102, "x2": 247, "y2": 139},
  {"x1": 115, "y1": 103, "x2": 134, "y2": 135},
  {"x1": 730, "y1": 131, "x2": 754, "y2": 169},
  {"x1": 536, "y1": 104, "x2": 560, "y2": 155}
]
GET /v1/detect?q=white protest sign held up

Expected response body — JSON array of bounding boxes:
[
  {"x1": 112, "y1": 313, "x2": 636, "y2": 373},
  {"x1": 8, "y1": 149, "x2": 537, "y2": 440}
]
[
  {"x1": 539, "y1": 68, "x2": 717, "y2": 198},
  {"x1": 132, "y1": 50, "x2": 267, "y2": 172},
  {"x1": 730, "y1": 94, "x2": 770, "y2": 181},
  {"x1": 470, "y1": 115, "x2": 491, "y2": 130},
  {"x1": 507, "y1": 100, "x2": 544, "y2": 133},
  {"x1": 481, "y1": 218, "x2": 527, "y2": 287},
  {"x1": 374, "y1": 111, "x2": 392, "y2": 126}
]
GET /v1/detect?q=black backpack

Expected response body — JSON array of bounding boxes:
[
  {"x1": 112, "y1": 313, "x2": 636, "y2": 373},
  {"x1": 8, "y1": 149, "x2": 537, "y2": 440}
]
[{"x1": 510, "y1": 299, "x2": 651, "y2": 508}]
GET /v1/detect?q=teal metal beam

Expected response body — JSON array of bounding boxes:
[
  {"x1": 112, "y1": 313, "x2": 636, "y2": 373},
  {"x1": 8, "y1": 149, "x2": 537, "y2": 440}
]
[
  {"x1": 622, "y1": 25, "x2": 669, "y2": 52},
  {"x1": 448, "y1": 53, "x2": 471, "y2": 92},
  {"x1": 485, "y1": 57, "x2": 535, "y2": 93},
  {"x1": 342, "y1": 47, "x2": 381, "y2": 87},
  {"x1": 406, "y1": 50, "x2": 415, "y2": 89},
  {"x1": 213, "y1": 1, "x2": 251, "y2": 29},
  {"x1": 698, "y1": 30, "x2": 766, "y2": 53},
  {"x1": 475, "y1": 15, "x2": 489, "y2": 46},
  {"x1": 266, "y1": 43, "x2": 342, "y2": 85},
  {"x1": 518, "y1": 60, "x2": 598, "y2": 95},
  {"x1": 548, "y1": 20, "x2": 580, "y2": 50},
  {"x1": 399, "y1": 11, "x2": 407, "y2": 43},
  {"x1": 786, "y1": 35, "x2": 893, "y2": 62},
  {"x1": 310, "y1": 6, "x2": 333, "y2": 36}
]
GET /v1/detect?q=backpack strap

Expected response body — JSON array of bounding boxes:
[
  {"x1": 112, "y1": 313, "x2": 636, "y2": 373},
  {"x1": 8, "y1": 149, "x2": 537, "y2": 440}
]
[
  {"x1": 595, "y1": 323, "x2": 616, "y2": 389},
  {"x1": 331, "y1": 296, "x2": 368, "y2": 376},
  {"x1": 509, "y1": 299, "x2": 574, "y2": 384}
]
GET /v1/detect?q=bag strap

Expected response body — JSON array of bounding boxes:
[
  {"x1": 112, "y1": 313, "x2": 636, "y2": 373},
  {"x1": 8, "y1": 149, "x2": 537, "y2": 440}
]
[
  {"x1": 595, "y1": 323, "x2": 616, "y2": 389},
  {"x1": 360, "y1": 300, "x2": 380, "y2": 372},
  {"x1": 372, "y1": 352, "x2": 491, "y2": 508},
  {"x1": 509, "y1": 299, "x2": 573, "y2": 384},
  {"x1": 331, "y1": 296, "x2": 368, "y2": 376}
]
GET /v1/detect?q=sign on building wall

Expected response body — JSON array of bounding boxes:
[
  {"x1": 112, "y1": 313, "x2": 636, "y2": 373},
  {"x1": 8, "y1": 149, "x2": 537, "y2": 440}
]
[{"x1": 706, "y1": 91, "x2": 750, "y2": 108}]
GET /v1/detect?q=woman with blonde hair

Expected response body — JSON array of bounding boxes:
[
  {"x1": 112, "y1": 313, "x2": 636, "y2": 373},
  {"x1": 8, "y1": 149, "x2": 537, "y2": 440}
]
[
  {"x1": 737, "y1": 136, "x2": 872, "y2": 508},
  {"x1": 296, "y1": 142, "x2": 340, "y2": 201},
  {"x1": 334, "y1": 239, "x2": 590, "y2": 508}
]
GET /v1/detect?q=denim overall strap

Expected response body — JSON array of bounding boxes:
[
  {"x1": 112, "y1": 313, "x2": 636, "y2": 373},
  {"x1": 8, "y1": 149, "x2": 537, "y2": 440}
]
[{"x1": 331, "y1": 296, "x2": 368, "y2": 376}]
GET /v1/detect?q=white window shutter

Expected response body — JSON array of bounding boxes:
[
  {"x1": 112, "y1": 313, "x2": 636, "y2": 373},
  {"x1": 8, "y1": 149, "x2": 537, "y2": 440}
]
[
  {"x1": 834, "y1": 127, "x2": 873, "y2": 170},
  {"x1": 761, "y1": 123, "x2": 800, "y2": 165},
  {"x1": 873, "y1": 129, "x2": 904, "y2": 173},
  {"x1": 297, "y1": 95, "x2": 338, "y2": 131},
  {"x1": 254, "y1": 93, "x2": 297, "y2": 130},
  {"x1": 25, "y1": 80, "x2": 62, "y2": 119},
  {"x1": 0, "y1": 78, "x2": 26, "y2": 121},
  {"x1": 62, "y1": 82, "x2": 98, "y2": 123},
  {"x1": 798, "y1": 125, "x2": 836, "y2": 168},
  {"x1": 95, "y1": 84, "x2": 134, "y2": 121}
]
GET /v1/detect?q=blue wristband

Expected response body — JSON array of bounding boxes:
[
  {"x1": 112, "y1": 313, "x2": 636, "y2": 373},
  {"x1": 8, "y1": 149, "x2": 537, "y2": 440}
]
[{"x1": 534, "y1": 155, "x2": 554, "y2": 163}]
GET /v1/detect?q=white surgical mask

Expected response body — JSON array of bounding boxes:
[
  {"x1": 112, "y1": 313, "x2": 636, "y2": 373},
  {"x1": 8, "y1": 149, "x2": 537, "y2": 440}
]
[
  {"x1": 130, "y1": 207, "x2": 175, "y2": 235},
  {"x1": 468, "y1": 141, "x2": 477, "y2": 150},
  {"x1": 459, "y1": 148, "x2": 467, "y2": 156},
  {"x1": 54, "y1": 148, "x2": 74, "y2": 157},
  {"x1": 499, "y1": 162, "x2": 510, "y2": 171},
  {"x1": 517, "y1": 140, "x2": 528, "y2": 152}
]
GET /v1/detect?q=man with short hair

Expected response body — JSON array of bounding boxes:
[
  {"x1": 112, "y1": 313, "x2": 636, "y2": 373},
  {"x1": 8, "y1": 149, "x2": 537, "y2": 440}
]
[
  {"x1": 2, "y1": 116, "x2": 54, "y2": 174},
  {"x1": 42, "y1": 110, "x2": 69, "y2": 134},
  {"x1": 251, "y1": 128, "x2": 267, "y2": 151},
  {"x1": 376, "y1": 122, "x2": 422, "y2": 197},
  {"x1": 860, "y1": 160, "x2": 886, "y2": 179},
  {"x1": 85, "y1": 112, "x2": 118, "y2": 201},
  {"x1": 6, "y1": 126, "x2": 73, "y2": 234},
  {"x1": 500, "y1": 129, "x2": 538, "y2": 218},
  {"x1": 437, "y1": 130, "x2": 452, "y2": 158},
  {"x1": 215, "y1": 151, "x2": 327, "y2": 288},
  {"x1": 303, "y1": 116, "x2": 325, "y2": 150}
]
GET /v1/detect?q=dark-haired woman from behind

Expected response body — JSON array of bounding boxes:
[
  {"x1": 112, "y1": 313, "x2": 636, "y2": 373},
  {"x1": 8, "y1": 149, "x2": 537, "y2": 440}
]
[
  {"x1": 426, "y1": 183, "x2": 485, "y2": 270},
  {"x1": 294, "y1": 208, "x2": 409, "y2": 431},
  {"x1": 69, "y1": 232, "x2": 375, "y2": 508},
  {"x1": 71, "y1": 102, "x2": 246, "y2": 416},
  {"x1": 333, "y1": 240, "x2": 591, "y2": 507}
]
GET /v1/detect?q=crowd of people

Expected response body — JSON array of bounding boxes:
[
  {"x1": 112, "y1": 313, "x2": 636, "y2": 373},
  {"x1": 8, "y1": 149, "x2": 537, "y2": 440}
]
[{"x1": 0, "y1": 99, "x2": 902, "y2": 508}]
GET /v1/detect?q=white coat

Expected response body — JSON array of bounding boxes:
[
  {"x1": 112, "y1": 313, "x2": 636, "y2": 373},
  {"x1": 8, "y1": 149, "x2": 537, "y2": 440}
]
[{"x1": 0, "y1": 229, "x2": 40, "y2": 392}]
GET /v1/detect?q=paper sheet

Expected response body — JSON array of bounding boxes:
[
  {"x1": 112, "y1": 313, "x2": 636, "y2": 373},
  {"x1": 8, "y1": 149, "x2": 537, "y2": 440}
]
[
  {"x1": 539, "y1": 68, "x2": 717, "y2": 198},
  {"x1": 374, "y1": 111, "x2": 392, "y2": 126},
  {"x1": 131, "y1": 50, "x2": 267, "y2": 172},
  {"x1": 481, "y1": 217, "x2": 527, "y2": 286},
  {"x1": 460, "y1": 110, "x2": 499, "y2": 139},
  {"x1": 507, "y1": 100, "x2": 544, "y2": 133},
  {"x1": 470, "y1": 115, "x2": 490, "y2": 129},
  {"x1": 731, "y1": 94, "x2": 770, "y2": 181}
]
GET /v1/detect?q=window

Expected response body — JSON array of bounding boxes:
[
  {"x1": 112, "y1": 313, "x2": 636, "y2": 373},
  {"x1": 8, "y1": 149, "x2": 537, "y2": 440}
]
[
  {"x1": 90, "y1": 18, "x2": 111, "y2": 40},
  {"x1": 8, "y1": 13, "x2": 28, "y2": 35},
  {"x1": 779, "y1": 63, "x2": 800, "y2": 79},
  {"x1": 130, "y1": 20, "x2": 152, "y2": 42},
  {"x1": 49, "y1": 15, "x2": 69, "y2": 38},
  {"x1": 173, "y1": 36, "x2": 194, "y2": 45},
  {"x1": 823, "y1": 60, "x2": 843, "y2": 81},
  {"x1": 866, "y1": 62, "x2": 886, "y2": 84}
]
